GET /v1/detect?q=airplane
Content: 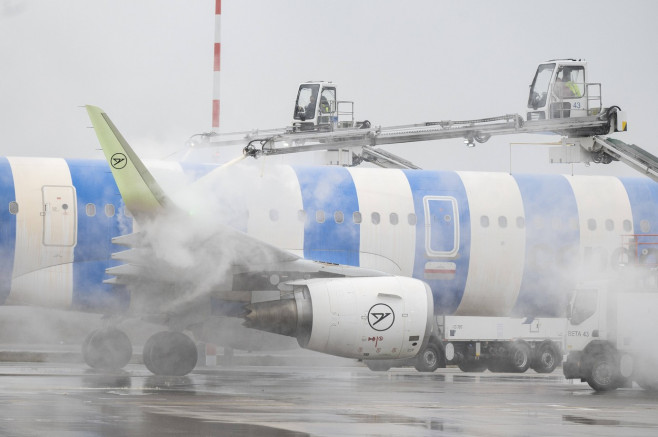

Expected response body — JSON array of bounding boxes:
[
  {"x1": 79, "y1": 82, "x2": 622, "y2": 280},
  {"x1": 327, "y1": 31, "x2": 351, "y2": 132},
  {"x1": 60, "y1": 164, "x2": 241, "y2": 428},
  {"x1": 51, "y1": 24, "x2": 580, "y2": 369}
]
[{"x1": 1, "y1": 104, "x2": 656, "y2": 376}]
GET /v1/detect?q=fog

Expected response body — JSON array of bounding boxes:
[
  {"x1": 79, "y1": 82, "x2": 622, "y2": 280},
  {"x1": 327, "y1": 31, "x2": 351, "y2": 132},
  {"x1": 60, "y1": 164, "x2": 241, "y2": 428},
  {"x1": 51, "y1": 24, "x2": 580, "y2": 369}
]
[{"x1": 1, "y1": 1, "x2": 658, "y2": 391}]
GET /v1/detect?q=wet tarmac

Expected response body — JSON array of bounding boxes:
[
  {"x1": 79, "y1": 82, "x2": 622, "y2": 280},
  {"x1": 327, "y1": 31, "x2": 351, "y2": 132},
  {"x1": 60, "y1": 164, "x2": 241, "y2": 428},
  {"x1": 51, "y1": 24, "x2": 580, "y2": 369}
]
[{"x1": 0, "y1": 362, "x2": 657, "y2": 436}]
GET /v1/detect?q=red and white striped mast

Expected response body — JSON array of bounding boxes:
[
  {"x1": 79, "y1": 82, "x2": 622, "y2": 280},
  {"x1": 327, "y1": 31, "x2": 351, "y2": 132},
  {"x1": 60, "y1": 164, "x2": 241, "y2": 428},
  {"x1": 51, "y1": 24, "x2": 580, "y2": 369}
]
[{"x1": 211, "y1": 0, "x2": 222, "y2": 133}]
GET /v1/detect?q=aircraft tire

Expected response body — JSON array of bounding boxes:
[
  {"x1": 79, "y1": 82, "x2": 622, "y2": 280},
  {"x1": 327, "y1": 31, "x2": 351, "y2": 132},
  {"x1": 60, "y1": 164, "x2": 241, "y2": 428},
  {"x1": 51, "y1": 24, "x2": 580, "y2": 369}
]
[
  {"x1": 82, "y1": 328, "x2": 132, "y2": 371},
  {"x1": 143, "y1": 331, "x2": 198, "y2": 376}
]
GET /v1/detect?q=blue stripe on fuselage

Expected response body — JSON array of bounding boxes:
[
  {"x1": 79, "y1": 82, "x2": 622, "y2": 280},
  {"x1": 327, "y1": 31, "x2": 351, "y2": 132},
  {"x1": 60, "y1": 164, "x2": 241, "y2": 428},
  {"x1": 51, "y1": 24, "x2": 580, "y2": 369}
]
[
  {"x1": 68, "y1": 159, "x2": 132, "y2": 312},
  {"x1": 294, "y1": 166, "x2": 360, "y2": 266},
  {"x1": 404, "y1": 170, "x2": 470, "y2": 315},
  {"x1": 619, "y1": 177, "x2": 658, "y2": 263},
  {"x1": 0, "y1": 158, "x2": 16, "y2": 304},
  {"x1": 513, "y1": 174, "x2": 579, "y2": 316}
]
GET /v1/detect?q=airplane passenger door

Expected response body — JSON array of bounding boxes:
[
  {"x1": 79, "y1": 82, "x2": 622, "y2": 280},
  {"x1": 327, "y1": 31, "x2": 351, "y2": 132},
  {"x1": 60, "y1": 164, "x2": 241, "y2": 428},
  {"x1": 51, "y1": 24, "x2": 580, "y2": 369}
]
[
  {"x1": 423, "y1": 196, "x2": 459, "y2": 258},
  {"x1": 42, "y1": 185, "x2": 77, "y2": 247}
]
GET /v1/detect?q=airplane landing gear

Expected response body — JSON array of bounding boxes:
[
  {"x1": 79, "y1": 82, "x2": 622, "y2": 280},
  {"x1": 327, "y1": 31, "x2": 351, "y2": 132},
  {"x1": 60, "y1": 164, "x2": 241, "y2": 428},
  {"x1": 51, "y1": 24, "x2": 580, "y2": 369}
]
[
  {"x1": 82, "y1": 328, "x2": 133, "y2": 371},
  {"x1": 142, "y1": 331, "x2": 198, "y2": 376}
]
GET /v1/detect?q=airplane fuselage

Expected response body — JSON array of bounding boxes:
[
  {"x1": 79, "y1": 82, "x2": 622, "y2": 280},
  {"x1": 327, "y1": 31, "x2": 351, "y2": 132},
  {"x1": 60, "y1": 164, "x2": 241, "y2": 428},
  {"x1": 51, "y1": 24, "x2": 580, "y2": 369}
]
[{"x1": 2, "y1": 156, "x2": 656, "y2": 318}]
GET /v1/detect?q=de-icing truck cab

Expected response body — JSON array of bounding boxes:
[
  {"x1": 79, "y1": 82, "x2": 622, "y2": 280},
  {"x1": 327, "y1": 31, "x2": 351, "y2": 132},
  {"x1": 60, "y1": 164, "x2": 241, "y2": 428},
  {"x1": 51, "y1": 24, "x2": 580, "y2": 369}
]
[
  {"x1": 564, "y1": 234, "x2": 658, "y2": 391},
  {"x1": 291, "y1": 81, "x2": 370, "y2": 132},
  {"x1": 527, "y1": 59, "x2": 602, "y2": 121}
]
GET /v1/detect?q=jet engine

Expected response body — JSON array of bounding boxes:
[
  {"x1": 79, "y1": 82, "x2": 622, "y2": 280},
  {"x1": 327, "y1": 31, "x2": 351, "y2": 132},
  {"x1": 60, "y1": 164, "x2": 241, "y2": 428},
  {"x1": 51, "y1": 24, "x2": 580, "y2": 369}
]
[{"x1": 244, "y1": 276, "x2": 433, "y2": 360}]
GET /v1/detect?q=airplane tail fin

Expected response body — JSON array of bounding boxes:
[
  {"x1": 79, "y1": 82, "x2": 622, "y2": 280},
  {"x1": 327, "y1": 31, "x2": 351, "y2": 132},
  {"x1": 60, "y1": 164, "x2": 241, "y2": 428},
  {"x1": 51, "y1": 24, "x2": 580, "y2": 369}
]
[{"x1": 86, "y1": 105, "x2": 175, "y2": 220}]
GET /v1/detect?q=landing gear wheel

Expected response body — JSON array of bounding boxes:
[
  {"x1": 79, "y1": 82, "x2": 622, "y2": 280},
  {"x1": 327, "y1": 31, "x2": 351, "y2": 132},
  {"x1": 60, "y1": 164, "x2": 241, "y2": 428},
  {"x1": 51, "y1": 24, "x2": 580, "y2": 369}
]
[
  {"x1": 458, "y1": 361, "x2": 487, "y2": 372},
  {"x1": 508, "y1": 342, "x2": 531, "y2": 373},
  {"x1": 365, "y1": 361, "x2": 391, "y2": 372},
  {"x1": 587, "y1": 355, "x2": 620, "y2": 392},
  {"x1": 143, "y1": 331, "x2": 198, "y2": 376},
  {"x1": 82, "y1": 328, "x2": 132, "y2": 371},
  {"x1": 532, "y1": 343, "x2": 559, "y2": 374},
  {"x1": 414, "y1": 344, "x2": 441, "y2": 373}
]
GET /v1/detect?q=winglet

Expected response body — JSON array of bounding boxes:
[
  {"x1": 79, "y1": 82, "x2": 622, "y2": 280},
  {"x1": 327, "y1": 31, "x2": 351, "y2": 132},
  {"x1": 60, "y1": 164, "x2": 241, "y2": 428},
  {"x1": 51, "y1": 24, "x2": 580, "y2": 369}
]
[{"x1": 86, "y1": 105, "x2": 174, "y2": 220}]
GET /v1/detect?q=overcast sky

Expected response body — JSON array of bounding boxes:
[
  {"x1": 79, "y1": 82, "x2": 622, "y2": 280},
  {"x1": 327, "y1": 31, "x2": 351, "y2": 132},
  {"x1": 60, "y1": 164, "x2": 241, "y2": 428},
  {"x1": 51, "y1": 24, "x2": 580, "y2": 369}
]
[{"x1": 1, "y1": 0, "x2": 657, "y2": 177}]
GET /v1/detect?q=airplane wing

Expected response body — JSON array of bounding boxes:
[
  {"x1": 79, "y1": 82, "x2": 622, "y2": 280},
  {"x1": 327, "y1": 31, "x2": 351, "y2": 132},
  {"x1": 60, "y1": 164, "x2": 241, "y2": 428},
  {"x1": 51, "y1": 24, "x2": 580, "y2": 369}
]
[{"x1": 85, "y1": 105, "x2": 434, "y2": 366}]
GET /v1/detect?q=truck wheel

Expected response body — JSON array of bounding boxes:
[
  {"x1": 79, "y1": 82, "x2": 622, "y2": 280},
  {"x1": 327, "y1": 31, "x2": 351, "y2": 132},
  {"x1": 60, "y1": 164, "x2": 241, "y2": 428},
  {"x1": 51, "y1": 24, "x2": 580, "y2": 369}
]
[
  {"x1": 458, "y1": 361, "x2": 487, "y2": 372},
  {"x1": 414, "y1": 344, "x2": 441, "y2": 373},
  {"x1": 587, "y1": 355, "x2": 620, "y2": 391},
  {"x1": 365, "y1": 361, "x2": 391, "y2": 372},
  {"x1": 508, "y1": 342, "x2": 531, "y2": 373},
  {"x1": 532, "y1": 343, "x2": 560, "y2": 374}
]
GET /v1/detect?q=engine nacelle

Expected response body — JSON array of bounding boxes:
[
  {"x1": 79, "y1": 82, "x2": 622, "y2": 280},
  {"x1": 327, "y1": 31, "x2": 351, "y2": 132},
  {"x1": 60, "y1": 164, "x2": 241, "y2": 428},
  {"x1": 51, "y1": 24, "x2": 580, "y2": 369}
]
[{"x1": 244, "y1": 276, "x2": 433, "y2": 360}]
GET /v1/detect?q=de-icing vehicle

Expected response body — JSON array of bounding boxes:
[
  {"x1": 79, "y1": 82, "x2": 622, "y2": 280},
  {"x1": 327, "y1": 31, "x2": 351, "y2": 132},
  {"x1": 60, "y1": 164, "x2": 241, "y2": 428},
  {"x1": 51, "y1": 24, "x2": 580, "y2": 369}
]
[
  {"x1": 226, "y1": 59, "x2": 655, "y2": 178},
  {"x1": 291, "y1": 81, "x2": 370, "y2": 132}
]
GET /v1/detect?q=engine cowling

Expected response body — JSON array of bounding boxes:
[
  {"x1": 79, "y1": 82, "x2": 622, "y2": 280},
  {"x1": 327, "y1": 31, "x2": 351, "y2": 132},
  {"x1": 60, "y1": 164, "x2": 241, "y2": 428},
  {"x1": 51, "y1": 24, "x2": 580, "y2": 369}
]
[{"x1": 244, "y1": 276, "x2": 433, "y2": 360}]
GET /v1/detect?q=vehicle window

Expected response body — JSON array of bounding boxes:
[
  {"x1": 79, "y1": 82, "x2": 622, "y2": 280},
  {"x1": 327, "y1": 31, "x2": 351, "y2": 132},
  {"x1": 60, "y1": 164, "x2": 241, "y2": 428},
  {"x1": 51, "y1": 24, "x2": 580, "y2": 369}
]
[
  {"x1": 555, "y1": 66, "x2": 584, "y2": 99},
  {"x1": 371, "y1": 212, "x2": 380, "y2": 225},
  {"x1": 353, "y1": 211, "x2": 362, "y2": 224},
  {"x1": 498, "y1": 216, "x2": 507, "y2": 228},
  {"x1": 480, "y1": 215, "x2": 489, "y2": 228},
  {"x1": 316, "y1": 210, "x2": 325, "y2": 223},
  {"x1": 334, "y1": 211, "x2": 344, "y2": 224},
  {"x1": 528, "y1": 63, "x2": 555, "y2": 108},
  {"x1": 269, "y1": 209, "x2": 279, "y2": 222},
  {"x1": 570, "y1": 289, "x2": 598, "y2": 325},
  {"x1": 9, "y1": 201, "x2": 18, "y2": 215}
]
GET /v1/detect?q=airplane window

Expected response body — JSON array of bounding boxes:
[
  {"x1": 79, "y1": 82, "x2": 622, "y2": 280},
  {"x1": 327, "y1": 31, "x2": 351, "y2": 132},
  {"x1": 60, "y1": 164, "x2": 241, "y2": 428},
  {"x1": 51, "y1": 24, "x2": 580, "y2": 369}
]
[
  {"x1": 641, "y1": 219, "x2": 651, "y2": 233},
  {"x1": 569, "y1": 218, "x2": 579, "y2": 231},
  {"x1": 390, "y1": 213, "x2": 399, "y2": 225},
  {"x1": 605, "y1": 219, "x2": 614, "y2": 232},
  {"x1": 86, "y1": 203, "x2": 96, "y2": 217},
  {"x1": 587, "y1": 218, "x2": 597, "y2": 231},
  {"x1": 8, "y1": 201, "x2": 18, "y2": 215},
  {"x1": 353, "y1": 211, "x2": 362, "y2": 224},
  {"x1": 498, "y1": 216, "x2": 507, "y2": 228},
  {"x1": 371, "y1": 212, "x2": 381, "y2": 225},
  {"x1": 316, "y1": 210, "x2": 325, "y2": 223},
  {"x1": 105, "y1": 204, "x2": 115, "y2": 217},
  {"x1": 297, "y1": 210, "x2": 307, "y2": 223},
  {"x1": 623, "y1": 219, "x2": 632, "y2": 232},
  {"x1": 480, "y1": 215, "x2": 489, "y2": 228},
  {"x1": 269, "y1": 209, "x2": 279, "y2": 222},
  {"x1": 408, "y1": 213, "x2": 417, "y2": 226},
  {"x1": 334, "y1": 211, "x2": 344, "y2": 224},
  {"x1": 516, "y1": 216, "x2": 525, "y2": 229}
]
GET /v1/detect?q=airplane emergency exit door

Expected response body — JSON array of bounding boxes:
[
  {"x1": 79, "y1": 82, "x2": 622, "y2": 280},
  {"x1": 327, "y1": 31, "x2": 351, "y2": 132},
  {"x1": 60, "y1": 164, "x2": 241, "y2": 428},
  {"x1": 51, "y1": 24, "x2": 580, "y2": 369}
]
[{"x1": 42, "y1": 185, "x2": 77, "y2": 247}]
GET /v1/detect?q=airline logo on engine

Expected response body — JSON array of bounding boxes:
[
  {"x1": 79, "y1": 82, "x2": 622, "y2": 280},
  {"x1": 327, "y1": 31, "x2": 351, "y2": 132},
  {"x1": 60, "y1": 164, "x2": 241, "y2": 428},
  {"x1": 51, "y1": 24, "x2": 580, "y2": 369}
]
[{"x1": 368, "y1": 303, "x2": 395, "y2": 331}]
